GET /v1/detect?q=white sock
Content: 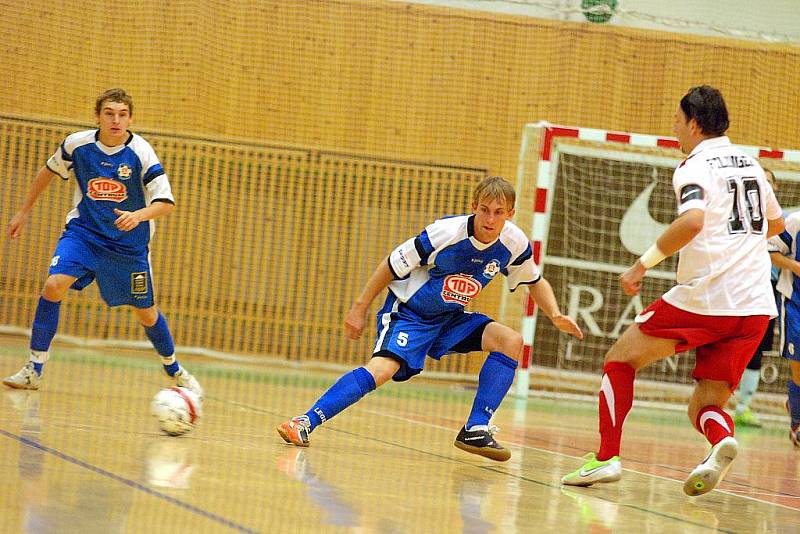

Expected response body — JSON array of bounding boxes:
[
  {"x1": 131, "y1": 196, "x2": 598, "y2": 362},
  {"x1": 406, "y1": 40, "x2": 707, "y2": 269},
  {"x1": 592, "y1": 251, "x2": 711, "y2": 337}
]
[
  {"x1": 735, "y1": 368, "x2": 760, "y2": 414},
  {"x1": 29, "y1": 350, "x2": 49, "y2": 364}
]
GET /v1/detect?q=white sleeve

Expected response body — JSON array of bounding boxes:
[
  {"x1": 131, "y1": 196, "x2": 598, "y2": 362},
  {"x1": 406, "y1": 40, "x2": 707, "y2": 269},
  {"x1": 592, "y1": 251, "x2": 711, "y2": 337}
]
[
  {"x1": 505, "y1": 242, "x2": 541, "y2": 292},
  {"x1": 388, "y1": 236, "x2": 422, "y2": 279},
  {"x1": 145, "y1": 174, "x2": 174, "y2": 204},
  {"x1": 136, "y1": 137, "x2": 174, "y2": 204},
  {"x1": 387, "y1": 217, "x2": 465, "y2": 279},
  {"x1": 499, "y1": 224, "x2": 542, "y2": 291},
  {"x1": 762, "y1": 175, "x2": 782, "y2": 221},
  {"x1": 46, "y1": 140, "x2": 73, "y2": 180},
  {"x1": 672, "y1": 159, "x2": 708, "y2": 214}
]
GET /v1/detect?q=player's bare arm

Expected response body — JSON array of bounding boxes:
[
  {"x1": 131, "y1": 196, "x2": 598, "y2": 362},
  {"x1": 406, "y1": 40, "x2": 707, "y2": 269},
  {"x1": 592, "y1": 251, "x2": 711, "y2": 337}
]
[
  {"x1": 113, "y1": 200, "x2": 174, "y2": 232},
  {"x1": 8, "y1": 166, "x2": 58, "y2": 239},
  {"x1": 620, "y1": 208, "x2": 705, "y2": 296},
  {"x1": 770, "y1": 250, "x2": 800, "y2": 277},
  {"x1": 766, "y1": 216, "x2": 785, "y2": 238},
  {"x1": 528, "y1": 277, "x2": 583, "y2": 339},
  {"x1": 344, "y1": 259, "x2": 394, "y2": 340}
]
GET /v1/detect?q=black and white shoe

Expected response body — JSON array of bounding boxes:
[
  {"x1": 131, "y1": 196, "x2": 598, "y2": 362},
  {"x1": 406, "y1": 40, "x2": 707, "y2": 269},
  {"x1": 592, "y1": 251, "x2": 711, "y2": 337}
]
[{"x1": 454, "y1": 425, "x2": 511, "y2": 462}]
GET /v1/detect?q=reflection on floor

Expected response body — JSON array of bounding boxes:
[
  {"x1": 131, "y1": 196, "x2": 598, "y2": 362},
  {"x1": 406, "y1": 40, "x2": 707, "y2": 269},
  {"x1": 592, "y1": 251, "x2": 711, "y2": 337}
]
[{"x1": 0, "y1": 338, "x2": 798, "y2": 533}]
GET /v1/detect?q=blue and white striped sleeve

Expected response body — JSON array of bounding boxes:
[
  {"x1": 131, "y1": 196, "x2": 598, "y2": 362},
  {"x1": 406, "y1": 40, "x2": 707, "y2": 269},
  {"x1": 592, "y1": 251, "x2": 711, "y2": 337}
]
[
  {"x1": 504, "y1": 242, "x2": 541, "y2": 292},
  {"x1": 46, "y1": 139, "x2": 74, "y2": 180},
  {"x1": 387, "y1": 217, "x2": 462, "y2": 279},
  {"x1": 135, "y1": 136, "x2": 174, "y2": 205}
]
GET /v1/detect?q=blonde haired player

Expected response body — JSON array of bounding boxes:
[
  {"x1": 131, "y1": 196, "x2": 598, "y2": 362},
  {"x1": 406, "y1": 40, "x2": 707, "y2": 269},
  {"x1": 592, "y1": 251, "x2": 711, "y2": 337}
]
[
  {"x1": 279, "y1": 176, "x2": 582, "y2": 460},
  {"x1": 562, "y1": 86, "x2": 784, "y2": 495}
]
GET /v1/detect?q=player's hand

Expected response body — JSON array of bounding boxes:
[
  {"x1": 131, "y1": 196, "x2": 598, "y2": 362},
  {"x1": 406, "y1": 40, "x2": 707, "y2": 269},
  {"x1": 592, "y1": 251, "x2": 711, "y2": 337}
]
[
  {"x1": 551, "y1": 313, "x2": 583, "y2": 339},
  {"x1": 8, "y1": 211, "x2": 29, "y2": 239},
  {"x1": 344, "y1": 303, "x2": 368, "y2": 340},
  {"x1": 619, "y1": 260, "x2": 647, "y2": 296},
  {"x1": 113, "y1": 209, "x2": 142, "y2": 232}
]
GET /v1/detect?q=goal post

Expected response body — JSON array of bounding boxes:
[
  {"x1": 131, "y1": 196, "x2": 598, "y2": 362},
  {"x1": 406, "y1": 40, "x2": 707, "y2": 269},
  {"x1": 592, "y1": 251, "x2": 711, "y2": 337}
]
[{"x1": 513, "y1": 121, "x2": 800, "y2": 401}]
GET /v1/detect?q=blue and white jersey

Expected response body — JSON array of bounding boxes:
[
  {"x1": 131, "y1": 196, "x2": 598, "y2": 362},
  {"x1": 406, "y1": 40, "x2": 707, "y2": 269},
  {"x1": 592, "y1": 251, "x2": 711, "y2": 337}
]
[
  {"x1": 770, "y1": 211, "x2": 800, "y2": 305},
  {"x1": 46, "y1": 129, "x2": 174, "y2": 254},
  {"x1": 386, "y1": 214, "x2": 540, "y2": 318}
]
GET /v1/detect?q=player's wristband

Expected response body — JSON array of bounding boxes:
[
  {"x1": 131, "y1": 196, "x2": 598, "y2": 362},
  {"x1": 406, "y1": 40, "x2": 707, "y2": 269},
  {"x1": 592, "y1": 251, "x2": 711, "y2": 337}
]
[{"x1": 639, "y1": 244, "x2": 667, "y2": 269}]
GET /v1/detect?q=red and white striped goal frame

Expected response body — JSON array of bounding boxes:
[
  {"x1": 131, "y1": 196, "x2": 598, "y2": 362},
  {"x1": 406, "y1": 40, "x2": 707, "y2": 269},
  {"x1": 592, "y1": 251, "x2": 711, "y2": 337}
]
[{"x1": 514, "y1": 121, "x2": 800, "y2": 396}]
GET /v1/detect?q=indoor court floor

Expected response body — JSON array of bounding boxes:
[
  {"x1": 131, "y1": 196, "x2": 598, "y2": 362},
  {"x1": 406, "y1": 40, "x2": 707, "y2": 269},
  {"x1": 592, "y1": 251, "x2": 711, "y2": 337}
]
[{"x1": 1, "y1": 334, "x2": 799, "y2": 533}]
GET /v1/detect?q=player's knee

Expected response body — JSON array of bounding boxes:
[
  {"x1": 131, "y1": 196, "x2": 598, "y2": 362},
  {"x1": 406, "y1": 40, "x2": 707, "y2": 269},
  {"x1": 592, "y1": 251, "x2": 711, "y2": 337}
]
[
  {"x1": 604, "y1": 343, "x2": 644, "y2": 369},
  {"x1": 505, "y1": 331, "x2": 523, "y2": 360},
  {"x1": 133, "y1": 306, "x2": 159, "y2": 327},
  {"x1": 485, "y1": 324, "x2": 522, "y2": 360},
  {"x1": 366, "y1": 357, "x2": 400, "y2": 386},
  {"x1": 41, "y1": 278, "x2": 68, "y2": 301}
]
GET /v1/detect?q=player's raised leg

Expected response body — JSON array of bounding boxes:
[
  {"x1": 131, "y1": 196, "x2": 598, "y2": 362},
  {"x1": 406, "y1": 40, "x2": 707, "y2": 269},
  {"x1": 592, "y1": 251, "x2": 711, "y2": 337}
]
[
  {"x1": 133, "y1": 305, "x2": 203, "y2": 399},
  {"x1": 684, "y1": 379, "x2": 738, "y2": 496},
  {"x1": 277, "y1": 356, "x2": 391, "y2": 447},
  {"x1": 454, "y1": 322, "x2": 520, "y2": 462},
  {"x1": 4, "y1": 274, "x2": 75, "y2": 390}
]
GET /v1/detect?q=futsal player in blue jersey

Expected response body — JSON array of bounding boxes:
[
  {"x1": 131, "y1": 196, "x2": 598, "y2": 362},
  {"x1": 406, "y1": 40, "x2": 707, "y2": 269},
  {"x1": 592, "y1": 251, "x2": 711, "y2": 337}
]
[
  {"x1": 3, "y1": 88, "x2": 202, "y2": 399},
  {"x1": 278, "y1": 176, "x2": 582, "y2": 460},
  {"x1": 768, "y1": 211, "x2": 800, "y2": 447}
]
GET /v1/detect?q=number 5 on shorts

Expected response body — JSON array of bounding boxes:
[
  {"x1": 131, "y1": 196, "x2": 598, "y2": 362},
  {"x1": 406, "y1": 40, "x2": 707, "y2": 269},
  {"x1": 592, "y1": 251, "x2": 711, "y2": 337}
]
[{"x1": 397, "y1": 332, "x2": 409, "y2": 347}]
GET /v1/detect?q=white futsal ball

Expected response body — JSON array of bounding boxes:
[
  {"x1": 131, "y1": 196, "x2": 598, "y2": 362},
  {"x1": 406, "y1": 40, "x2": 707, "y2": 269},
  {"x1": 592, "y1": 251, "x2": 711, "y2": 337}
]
[{"x1": 151, "y1": 387, "x2": 202, "y2": 436}]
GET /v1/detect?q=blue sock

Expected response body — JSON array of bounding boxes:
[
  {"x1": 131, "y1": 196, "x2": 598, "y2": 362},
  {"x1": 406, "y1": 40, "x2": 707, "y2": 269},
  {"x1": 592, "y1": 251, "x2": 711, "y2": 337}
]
[
  {"x1": 304, "y1": 367, "x2": 376, "y2": 431},
  {"x1": 143, "y1": 313, "x2": 178, "y2": 376},
  {"x1": 789, "y1": 380, "x2": 800, "y2": 429},
  {"x1": 30, "y1": 297, "x2": 61, "y2": 375},
  {"x1": 466, "y1": 352, "x2": 518, "y2": 429}
]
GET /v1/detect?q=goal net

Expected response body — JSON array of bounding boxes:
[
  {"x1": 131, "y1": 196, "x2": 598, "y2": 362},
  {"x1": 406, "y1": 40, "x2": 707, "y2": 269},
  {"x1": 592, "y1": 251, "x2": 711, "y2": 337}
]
[{"x1": 517, "y1": 122, "x2": 800, "y2": 403}]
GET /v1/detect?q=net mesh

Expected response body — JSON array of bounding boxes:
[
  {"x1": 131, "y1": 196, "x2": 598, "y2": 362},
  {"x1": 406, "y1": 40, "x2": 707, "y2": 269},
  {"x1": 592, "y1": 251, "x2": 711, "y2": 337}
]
[
  {"x1": 528, "y1": 134, "x2": 800, "y2": 397},
  {"x1": 2, "y1": 2, "x2": 800, "y2": 527},
  {"x1": 0, "y1": 116, "x2": 496, "y2": 375},
  {"x1": 0, "y1": 0, "x2": 797, "y2": 401}
]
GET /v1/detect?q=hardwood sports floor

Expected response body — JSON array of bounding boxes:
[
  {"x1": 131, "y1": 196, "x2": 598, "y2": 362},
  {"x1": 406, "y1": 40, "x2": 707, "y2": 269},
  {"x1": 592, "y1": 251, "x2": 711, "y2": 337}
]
[{"x1": 1, "y1": 336, "x2": 798, "y2": 533}]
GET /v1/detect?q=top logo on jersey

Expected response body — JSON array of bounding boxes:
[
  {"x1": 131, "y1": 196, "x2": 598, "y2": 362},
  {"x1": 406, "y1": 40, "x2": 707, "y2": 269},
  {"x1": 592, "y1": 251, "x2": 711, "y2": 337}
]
[
  {"x1": 441, "y1": 274, "x2": 481, "y2": 305},
  {"x1": 483, "y1": 260, "x2": 501, "y2": 279},
  {"x1": 87, "y1": 178, "x2": 128, "y2": 202},
  {"x1": 116, "y1": 164, "x2": 133, "y2": 180}
]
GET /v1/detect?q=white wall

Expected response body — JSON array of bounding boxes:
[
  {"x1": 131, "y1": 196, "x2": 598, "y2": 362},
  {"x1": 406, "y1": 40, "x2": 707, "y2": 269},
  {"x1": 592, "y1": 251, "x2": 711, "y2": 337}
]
[{"x1": 394, "y1": 0, "x2": 800, "y2": 44}]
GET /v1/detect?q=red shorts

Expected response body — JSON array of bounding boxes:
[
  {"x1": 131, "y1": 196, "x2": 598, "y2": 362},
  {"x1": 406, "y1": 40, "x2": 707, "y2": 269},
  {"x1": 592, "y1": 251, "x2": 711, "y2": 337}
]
[{"x1": 636, "y1": 298, "x2": 769, "y2": 388}]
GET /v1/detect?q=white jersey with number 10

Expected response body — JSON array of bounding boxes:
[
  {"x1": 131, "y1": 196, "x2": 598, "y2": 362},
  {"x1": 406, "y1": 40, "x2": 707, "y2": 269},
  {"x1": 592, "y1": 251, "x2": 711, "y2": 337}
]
[{"x1": 662, "y1": 136, "x2": 781, "y2": 317}]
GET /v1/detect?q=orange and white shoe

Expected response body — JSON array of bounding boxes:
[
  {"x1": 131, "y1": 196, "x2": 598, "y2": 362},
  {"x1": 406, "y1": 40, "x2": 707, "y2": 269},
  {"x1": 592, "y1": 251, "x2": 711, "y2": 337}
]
[{"x1": 277, "y1": 415, "x2": 311, "y2": 447}]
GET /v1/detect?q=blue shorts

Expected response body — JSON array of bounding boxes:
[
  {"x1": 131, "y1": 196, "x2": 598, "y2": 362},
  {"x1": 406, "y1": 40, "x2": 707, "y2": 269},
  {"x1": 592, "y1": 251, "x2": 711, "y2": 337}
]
[
  {"x1": 782, "y1": 300, "x2": 800, "y2": 362},
  {"x1": 48, "y1": 230, "x2": 154, "y2": 308},
  {"x1": 372, "y1": 295, "x2": 492, "y2": 382}
]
